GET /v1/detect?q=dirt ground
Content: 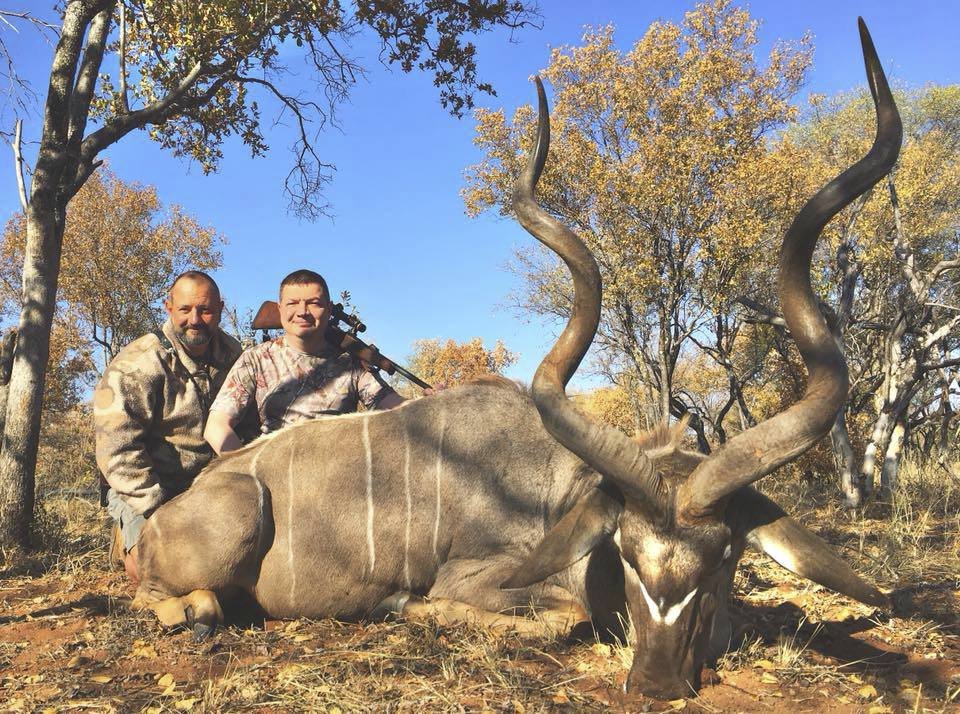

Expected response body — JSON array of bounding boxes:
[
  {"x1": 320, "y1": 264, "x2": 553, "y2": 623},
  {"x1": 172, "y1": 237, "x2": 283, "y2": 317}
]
[{"x1": 1, "y1": 500, "x2": 958, "y2": 712}]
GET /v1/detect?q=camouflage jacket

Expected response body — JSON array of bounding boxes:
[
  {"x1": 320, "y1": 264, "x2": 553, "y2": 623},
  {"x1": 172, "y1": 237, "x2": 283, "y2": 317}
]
[{"x1": 93, "y1": 319, "x2": 243, "y2": 515}]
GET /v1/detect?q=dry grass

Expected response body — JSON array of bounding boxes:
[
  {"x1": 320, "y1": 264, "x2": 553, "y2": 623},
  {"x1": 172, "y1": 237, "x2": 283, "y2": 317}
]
[{"x1": 1, "y1": 456, "x2": 958, "y2": 712}]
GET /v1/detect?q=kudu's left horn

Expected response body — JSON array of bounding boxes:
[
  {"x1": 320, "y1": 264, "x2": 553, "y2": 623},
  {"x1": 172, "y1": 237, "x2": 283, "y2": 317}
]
[{"x1": 677, "y1": 18, "x2": 903, "y2": 520}]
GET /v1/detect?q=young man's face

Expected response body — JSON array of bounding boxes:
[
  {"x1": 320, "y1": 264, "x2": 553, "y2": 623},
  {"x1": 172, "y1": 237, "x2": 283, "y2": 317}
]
[
  {"x1": 164, "y1": 278, "x2": 223, "y2": 354},
  {"x1": 279, "y1": 282, "x2": 331, "y2": 340}
]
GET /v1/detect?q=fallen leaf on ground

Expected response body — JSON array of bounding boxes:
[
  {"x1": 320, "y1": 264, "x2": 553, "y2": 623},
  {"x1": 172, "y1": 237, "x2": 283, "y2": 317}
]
[
  {"x1": 131, "y1": 640, "x2": 157, "y2": 658},
  {"x1": 88, "y1": 675, "x2": 112, "y2": 684},
  {"x1": 157, "y1": 673, "x2": 177, "y2": 695},
  {"x1": 858, "y1": 684, "x2": 878, "y2": 699}
]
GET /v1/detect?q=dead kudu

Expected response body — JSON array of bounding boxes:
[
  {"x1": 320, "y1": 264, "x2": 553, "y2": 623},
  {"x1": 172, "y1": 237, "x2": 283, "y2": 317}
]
[{"x1": 132, "y1": 21, "x2": 901, "y2": 698}]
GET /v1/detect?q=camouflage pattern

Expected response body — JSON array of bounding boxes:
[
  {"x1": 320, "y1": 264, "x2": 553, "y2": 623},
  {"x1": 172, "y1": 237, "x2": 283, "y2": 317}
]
[
  {"x1": 209, "y1": 335, "x2": 395, "y2": 435},
  {"x1": 94, "y1": 319, "x2": 243, "y2": 515}
]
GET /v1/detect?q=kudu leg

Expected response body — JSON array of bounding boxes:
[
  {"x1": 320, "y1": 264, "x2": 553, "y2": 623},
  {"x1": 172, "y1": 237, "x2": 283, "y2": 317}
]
[
  {"x1": 420, "y1": 557, "x2": 589, "y2": 636},
  {"x1": 132, "y1": 471, "x2": 272, "y2": 638},
  {"x1": 133, "y1": 589, "x2": 224, "y2": 640},
  {"x1": 399, "y1": 596, "x2": 587, "y2": 636}
]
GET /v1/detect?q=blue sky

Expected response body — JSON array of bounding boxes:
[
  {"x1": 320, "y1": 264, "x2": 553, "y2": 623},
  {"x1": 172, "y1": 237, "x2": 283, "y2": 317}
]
[{"x1": 2, "y1": 1, "x2": 958, "y2": 389}]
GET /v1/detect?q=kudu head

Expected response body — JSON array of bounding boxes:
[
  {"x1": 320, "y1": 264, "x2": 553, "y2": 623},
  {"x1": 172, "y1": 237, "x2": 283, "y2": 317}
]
[{"x1": 506, "y1": 19, "x2": 902, "y2": 698}]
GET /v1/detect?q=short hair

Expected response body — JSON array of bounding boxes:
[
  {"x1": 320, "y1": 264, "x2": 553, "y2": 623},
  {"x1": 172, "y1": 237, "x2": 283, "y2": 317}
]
[
  {"x1": 170, "y1": 270, "x2": 220, "y2": 299},
  {"x1": 279, "y1": 269, "x2": 330, "y2": 301}
]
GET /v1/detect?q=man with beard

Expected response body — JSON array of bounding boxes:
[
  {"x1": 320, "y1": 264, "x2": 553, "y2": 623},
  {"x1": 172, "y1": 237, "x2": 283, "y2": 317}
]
[{"x1": 94, "y1": 271, "x2": 246, "y2": 583}]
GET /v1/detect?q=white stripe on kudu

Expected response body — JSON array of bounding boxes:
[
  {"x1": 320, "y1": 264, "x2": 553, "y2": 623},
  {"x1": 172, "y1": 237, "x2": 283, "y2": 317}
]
[
  {"x1": 622, "y1": 557, "x2": 697, "y2": 626},
  {"x1": 433, "y1": 411, "x2": 446, "y2": 559},
  {"x1": 403, "y1": 428, "x2": 412, "y2": 590},
  {"x1": 286, "y1": 444, "x2": 297, "y2": 604},
  {"x1": 638, "y1": 577, "x2": 697, "y2": 626},
  {"x1": 363, "y1": 416, "x2": 376, "y2": 576}
]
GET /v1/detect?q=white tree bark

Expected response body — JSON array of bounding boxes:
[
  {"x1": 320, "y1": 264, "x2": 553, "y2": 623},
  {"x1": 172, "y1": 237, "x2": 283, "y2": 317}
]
[{"x1": 880, "y1": 418, "x2": 906, "y2": 492}]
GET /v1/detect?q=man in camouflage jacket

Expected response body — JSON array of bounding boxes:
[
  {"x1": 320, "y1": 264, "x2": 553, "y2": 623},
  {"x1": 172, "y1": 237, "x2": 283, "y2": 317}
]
[{"x1": 94, "y1": 271, "x2": 243, "y2": 582}]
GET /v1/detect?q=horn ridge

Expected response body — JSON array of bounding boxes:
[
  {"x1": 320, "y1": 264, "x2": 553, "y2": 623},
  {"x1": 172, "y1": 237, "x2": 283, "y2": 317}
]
[
  {"x1": 513, "y1": 77, "x2": 665, "y2": 516},
  {"x1": 677, "y1": 20, "x2": 903, "y2": 520}
]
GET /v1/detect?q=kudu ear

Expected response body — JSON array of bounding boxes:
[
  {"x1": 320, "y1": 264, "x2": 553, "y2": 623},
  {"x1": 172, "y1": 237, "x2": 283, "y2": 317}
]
[
  {"x1": 729, "y1": 488, "x2": 888, "y2": 608},
  {"x1": 501, "y1": 483, "x2": 624, "y2": 590}
]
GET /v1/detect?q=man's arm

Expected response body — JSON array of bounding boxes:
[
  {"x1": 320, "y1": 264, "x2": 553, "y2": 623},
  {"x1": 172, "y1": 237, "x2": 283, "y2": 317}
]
[
  {"x1": 376, "y1": 390, "x2": 406, "y2": 410},
  {"x1": 94, "y1": 341, "x2": 166, "y2": 515},
  {"x1": 204, "y1": 411, "x2": 244, "y2": 455},
  {"x1": 206, "y1": 350, "x2": 258, "y2": 454}
]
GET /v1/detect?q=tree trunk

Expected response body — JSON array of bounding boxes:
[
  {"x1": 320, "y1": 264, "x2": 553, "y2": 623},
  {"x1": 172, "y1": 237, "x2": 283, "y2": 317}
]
[
  {"x1": 937, "y1": 359, "x2": 955, "y2": 458},
  {"x1": 831, "y1": 409, "x2": 860, "y2": 508},
  {"x1": 0, "y1": 206, "x2": 65, "y2": 547},
  {"x1": 0, "y1": 329, "x2": 17, "y2": 439},
  {"x1": 0, "y1": 0, "x2": 90, "y2": 551},
  {"x1": 860, "y1": 409, "x2": 892, "y2": 498},
  {"x1": 880, "y1": 417, "x2": 906, "y2": 492}
]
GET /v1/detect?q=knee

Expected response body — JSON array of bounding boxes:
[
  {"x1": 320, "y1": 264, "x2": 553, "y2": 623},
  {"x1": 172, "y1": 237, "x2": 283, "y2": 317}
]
[{"x1": 125, "y1": 545, "x2": 140, "y2": 585}]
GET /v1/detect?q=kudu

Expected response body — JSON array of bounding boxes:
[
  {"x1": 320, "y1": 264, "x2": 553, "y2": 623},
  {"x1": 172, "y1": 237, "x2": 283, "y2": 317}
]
[{"x1": 132, "y1": 20, "x2": 901, "y2": 698}]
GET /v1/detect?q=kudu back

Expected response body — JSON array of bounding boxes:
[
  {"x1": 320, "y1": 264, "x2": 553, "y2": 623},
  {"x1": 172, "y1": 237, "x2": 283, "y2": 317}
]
[{"x1": 133, "y1": 20, "x2": 901, "y2": 698}]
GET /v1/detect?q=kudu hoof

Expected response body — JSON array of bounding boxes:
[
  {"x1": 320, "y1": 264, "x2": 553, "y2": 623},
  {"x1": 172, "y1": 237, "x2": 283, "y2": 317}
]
[
  {"x1": 369, "y1": 592, "x2": 412, "y2": 621},
  {"x1": 183, "y1": 602, "x2": 219, "y2": 642},
  {"x1": 191, "y1": 621, "x2": 216, "y2": 642}
]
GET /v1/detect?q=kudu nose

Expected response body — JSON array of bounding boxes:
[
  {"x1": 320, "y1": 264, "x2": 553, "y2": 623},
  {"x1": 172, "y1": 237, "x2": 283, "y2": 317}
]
[{"x1": 626, "y1": 668, "x2": 698, "y2": 699}]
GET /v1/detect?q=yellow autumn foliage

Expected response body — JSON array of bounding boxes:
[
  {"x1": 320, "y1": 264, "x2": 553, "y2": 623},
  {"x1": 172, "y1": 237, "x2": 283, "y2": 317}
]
[
  {"x1": 0, "y1": 168, "x2": 224, "y2": 373},
  {"x1": 403, "y1": 337, "x2": 518, "y2": 394},
  {"x1": 464, "y1": 0, "x2": 813, "y2": 426}
]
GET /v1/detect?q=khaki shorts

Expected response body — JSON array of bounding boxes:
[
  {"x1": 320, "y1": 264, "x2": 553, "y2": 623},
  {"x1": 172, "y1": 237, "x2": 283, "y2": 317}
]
[{"x1": 106, "y1": 489, "x2": 147, "y2": 553}]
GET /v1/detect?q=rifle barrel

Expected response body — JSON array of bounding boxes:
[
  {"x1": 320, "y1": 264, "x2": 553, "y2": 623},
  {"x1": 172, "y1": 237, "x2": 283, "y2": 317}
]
[{"x1": 392, "y1": 364, "x2": 432, "y2": 391}]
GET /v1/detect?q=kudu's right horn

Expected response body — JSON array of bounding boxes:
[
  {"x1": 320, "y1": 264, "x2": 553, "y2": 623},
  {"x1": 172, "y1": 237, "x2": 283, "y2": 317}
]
[{"x1": 512, "y1": 77, "x2": 666, "y2": 519}]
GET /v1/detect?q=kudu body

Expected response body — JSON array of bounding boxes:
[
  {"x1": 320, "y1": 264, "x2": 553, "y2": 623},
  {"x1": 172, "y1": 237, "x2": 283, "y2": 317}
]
[{"x1": 133, "y1": 20, "x2": 901, "y2": 698}]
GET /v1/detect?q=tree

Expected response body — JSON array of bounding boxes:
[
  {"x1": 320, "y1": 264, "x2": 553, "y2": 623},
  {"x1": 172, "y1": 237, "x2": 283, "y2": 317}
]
[
  {"x1": 0, "y1": 168, "x2": 224, "y2": 366},
  {"x1": 401, "y1": 337, "x2": 517, "y2": 395},
  {"x1": 463, "y1": 0, "x2": 811, "y2": 451},
  {"x1": 0, "y1": 0, "x2": 538, "y2": 551},
  {"x1": 735, "y1": 85, "x2": 960, "y2": 505},
  {"x1": 574, "y1": 382, "x2": 638, "y2": 437},
  {"x1": 799, "y1": 86, "x2": 960, "y2": 502}
]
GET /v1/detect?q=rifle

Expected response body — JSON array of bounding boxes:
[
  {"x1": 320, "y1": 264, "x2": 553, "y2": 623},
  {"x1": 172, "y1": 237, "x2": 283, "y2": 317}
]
[{"x1": 250, "y1": 301, "x2": 432, "y2": 391}]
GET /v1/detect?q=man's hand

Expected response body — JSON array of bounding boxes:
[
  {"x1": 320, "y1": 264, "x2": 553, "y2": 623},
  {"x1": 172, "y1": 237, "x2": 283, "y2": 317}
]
[{"x1": 422, "y1": 381, "x2": 449, "y2": 397}]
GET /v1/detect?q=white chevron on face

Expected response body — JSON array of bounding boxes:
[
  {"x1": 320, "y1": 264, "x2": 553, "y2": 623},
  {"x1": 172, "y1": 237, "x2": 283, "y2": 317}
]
[{"x1": 622, "y1": 555, "x2": 697, "y2": 626}]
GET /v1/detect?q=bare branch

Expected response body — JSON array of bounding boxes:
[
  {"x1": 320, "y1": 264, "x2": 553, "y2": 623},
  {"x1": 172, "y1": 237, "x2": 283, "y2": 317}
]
[
  {"x1": 235, "y1": 75, "x2": 335, "y2": 219},
  {"x1": 887, "y1": 175, "x2": 926, "y2": 298},
  {"x1": 0, "y1": 10, "x2": 60, "y2": 35},
  {"x1": 921, "y1": 313, "x2": 960, "y2": 350},
  {"x1": 12, "y1": 119, "x2": 27, "y2": 211},
  {"x1": 921, "y1": 356, "x2": 960, "y2": 373},
  {"x1": 926, "y1": 258, "x2": 960, "y2": 286},
  {"x1": 734, "y1": 296, "x2": 788, "y2": 329},
  {"x1": 925, "y1": 302, "x2": 960, "y2": 312}
]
